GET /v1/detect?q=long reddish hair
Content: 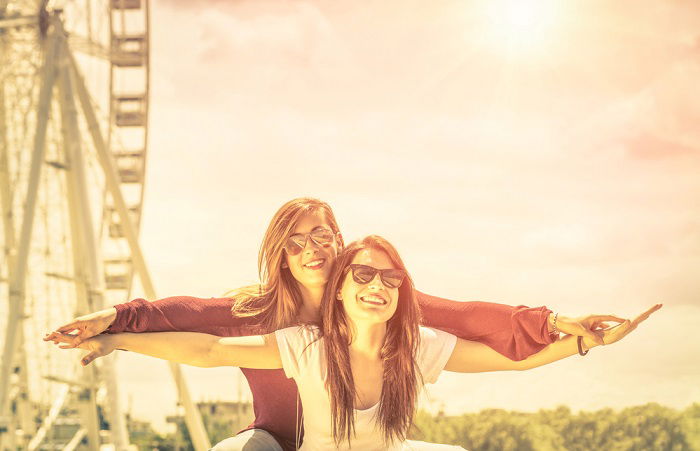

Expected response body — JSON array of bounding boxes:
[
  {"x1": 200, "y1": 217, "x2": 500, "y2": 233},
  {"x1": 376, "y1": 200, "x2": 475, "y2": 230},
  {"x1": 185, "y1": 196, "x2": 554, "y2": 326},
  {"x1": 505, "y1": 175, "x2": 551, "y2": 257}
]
[
  {"x1": 320, "y1": 235, "x2": 421, "y2": 447},
  {"x1": 228, "y1": 198, "x2": 343, "y2": 331}
]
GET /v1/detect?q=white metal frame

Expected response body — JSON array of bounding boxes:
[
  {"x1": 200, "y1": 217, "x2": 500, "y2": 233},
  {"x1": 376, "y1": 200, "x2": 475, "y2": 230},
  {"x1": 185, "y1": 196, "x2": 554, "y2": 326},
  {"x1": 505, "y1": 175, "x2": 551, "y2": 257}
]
[{"x1": 0, "y1": 7, "x2": 211, "y2": 450}]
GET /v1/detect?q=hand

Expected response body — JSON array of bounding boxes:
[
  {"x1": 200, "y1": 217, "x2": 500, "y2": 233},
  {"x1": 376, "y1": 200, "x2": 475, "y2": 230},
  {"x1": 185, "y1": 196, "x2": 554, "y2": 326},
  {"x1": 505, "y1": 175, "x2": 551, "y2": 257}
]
[
  {"x1": 599, "y1": 303, "x2": 662, "y2": 346},
  {"x1": 46, "y1": 332, "x2": 117, "y2": 366},
  {"x1": 553, "y1": 313, "x2": 627, "y2": 346},
  {"x1": 43, "y1": 307, "x2": 117, "y2": 349},
  {"x1": 583, "y1": 303, "x2": 663, "y2": 349}
]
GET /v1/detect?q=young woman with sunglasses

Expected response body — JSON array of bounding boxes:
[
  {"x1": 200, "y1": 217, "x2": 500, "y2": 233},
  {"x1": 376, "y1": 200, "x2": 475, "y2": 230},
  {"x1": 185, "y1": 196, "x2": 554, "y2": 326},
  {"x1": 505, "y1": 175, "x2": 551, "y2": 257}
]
[
  {"x1": 47, "y1": 235, "x2": 660, "y2": 450},
  {"x1": 45, "y1": 198, "x2": 620, "y2": 450}
]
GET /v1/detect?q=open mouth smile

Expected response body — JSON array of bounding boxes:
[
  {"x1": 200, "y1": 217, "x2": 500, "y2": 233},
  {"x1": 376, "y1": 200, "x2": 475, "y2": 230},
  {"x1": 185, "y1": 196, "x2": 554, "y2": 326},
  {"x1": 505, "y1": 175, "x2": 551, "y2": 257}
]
[
  {"x1": 303, "y1": 259, "x2": 326, "y2": 270},
  {"x1": 359, "y1": 294, "x2": 388, "y2": 306}
]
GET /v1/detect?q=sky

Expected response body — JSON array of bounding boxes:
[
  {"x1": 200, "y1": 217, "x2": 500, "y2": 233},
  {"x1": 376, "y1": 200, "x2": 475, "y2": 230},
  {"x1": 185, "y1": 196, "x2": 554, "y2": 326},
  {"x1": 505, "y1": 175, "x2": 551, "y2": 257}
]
[{"x1": 59, "y1": 0, "x2": 700, "y2": 434}]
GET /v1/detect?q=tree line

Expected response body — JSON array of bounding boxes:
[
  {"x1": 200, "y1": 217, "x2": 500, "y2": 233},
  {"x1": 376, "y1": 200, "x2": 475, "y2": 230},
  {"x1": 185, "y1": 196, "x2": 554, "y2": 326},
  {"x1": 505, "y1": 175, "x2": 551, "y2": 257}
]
[
  {"x1": 128, "y1": 402, "x2": 699, "y2": 450},
  {"x1": 408, "y1": 403, "x2": 700, "y2": 451}
]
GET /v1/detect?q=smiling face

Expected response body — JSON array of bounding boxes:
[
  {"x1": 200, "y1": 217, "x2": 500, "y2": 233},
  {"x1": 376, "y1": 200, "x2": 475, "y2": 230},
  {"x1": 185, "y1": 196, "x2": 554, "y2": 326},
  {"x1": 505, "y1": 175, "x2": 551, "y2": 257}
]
[
  {"x1": 338, "y1": 248, "x2": 400, "y2": 325},
  {"x1": 284, "y1": 211, "x2": 341, "y2": 290}
]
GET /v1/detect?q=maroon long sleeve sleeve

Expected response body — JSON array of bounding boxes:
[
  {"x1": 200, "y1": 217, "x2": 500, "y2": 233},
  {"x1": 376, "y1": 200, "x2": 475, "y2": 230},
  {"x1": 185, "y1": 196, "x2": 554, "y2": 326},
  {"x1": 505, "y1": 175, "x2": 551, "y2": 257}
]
[
  {"x1": 109, "y1": 296, "x2": 260, "y2": 336},
  {"x1": 417, "y1": 291, "x2": 556, "y2": 361}
]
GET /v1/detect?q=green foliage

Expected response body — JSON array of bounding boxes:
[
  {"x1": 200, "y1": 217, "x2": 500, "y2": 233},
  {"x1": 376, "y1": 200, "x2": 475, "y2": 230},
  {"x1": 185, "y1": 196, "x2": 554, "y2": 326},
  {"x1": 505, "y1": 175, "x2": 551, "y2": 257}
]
[
  {"x1": 409, "y1": 403, "x2": 697, "y2": 451},
  {"x1": 128, "y1": 422, "x2": 188, "y2": 451},
  {"x1": 682, "y1": 404, "x2": 700, "y2": 451},
  {"x1": 126, "y1": 402, "x2": 699, "y2": 450}
]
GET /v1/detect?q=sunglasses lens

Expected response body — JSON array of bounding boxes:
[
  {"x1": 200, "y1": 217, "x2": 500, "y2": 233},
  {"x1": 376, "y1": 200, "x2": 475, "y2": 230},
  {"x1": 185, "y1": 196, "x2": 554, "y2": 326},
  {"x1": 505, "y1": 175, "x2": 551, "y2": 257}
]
[
  {"x1": 284, "y1": 236, "x2": 305, "y2": 255},
  {"x1": 310, "y1": 229, "x2": 334, "y2": 245},
  {"x1": 351, "y1": 265, "x2": 376, "y2": 284},
  {"x1": 381, "y1": 270, "x2": 405, "y2": 288},
  {"x1": 285, "y1": 229, "x2": 334, "y2": 256}
]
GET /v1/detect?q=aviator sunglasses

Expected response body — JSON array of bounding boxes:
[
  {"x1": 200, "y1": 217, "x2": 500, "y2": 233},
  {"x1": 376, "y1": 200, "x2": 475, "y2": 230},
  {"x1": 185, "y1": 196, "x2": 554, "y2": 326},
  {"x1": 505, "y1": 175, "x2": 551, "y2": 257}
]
[
  {"x1": 284, "y1": 228, "x2": 336, "y2": 256},
  {"x1": 343, "y1": 264, "x2": 406, "y2": 289}
]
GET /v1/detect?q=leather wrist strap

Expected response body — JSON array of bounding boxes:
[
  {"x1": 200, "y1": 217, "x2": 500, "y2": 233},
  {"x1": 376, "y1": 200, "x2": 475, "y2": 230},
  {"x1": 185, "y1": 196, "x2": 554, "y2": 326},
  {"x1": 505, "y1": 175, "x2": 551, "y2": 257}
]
[{"x1": 577, "y1": 335, "x2": 589, "y2": 356}]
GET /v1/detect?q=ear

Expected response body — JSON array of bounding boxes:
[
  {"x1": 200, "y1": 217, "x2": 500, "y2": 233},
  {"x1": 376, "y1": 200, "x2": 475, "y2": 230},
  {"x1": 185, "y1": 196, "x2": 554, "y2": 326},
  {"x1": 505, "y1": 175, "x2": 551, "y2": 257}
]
[
  {"x1": 336, "y1": 290, "x2": 342, "y2": 301},
  {"x1": 281, "y1": 261, "x2": 289, "y2": 269}
]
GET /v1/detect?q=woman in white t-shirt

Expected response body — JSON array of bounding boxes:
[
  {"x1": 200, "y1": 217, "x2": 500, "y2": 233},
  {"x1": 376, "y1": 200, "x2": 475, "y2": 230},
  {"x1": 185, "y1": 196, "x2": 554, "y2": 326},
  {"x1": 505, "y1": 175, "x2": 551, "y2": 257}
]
[{"x1": 47, "y1": 235, "x2": 660, "y2": 450}]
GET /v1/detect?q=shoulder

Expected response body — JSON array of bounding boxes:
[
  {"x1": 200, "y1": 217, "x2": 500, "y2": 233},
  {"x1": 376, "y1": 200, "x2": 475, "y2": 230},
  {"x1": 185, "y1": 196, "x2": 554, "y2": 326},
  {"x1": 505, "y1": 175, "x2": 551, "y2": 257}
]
[
  {"x1": 416, "y1": 327, "x2": 458, "y2": 384},
  {"x1": 418, "y1": 326, "x2": 455, "y2": 342},
  {"x1": 275, "y1": 325, "x2": 322, "y2": 350},
  {"x1": 416, "y1": 327, "x2": 457, "y2": 363},
  {"x1": 274, "y1": 325, "x2": 323, "y2": 379}
]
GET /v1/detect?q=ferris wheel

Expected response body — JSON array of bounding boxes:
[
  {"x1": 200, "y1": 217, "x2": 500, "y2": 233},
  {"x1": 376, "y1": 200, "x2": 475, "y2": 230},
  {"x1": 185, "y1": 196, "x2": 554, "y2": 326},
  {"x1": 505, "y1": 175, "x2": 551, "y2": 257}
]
[{"x1": 0, "y1": 1, "x2": 209, "y2": 449}]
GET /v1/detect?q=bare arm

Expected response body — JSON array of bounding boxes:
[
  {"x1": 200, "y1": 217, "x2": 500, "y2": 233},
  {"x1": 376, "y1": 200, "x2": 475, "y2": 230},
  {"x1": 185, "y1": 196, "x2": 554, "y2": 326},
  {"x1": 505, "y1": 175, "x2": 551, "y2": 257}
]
[
  {"x1": 445, "y1": 333, "x2": 587, "y2": 372},
  {"x1": 444, "y1": 304, "x2": 661, "y2": 373},
  {"x1": 64, "y1": 331, "x2": 283, "y2": 369}
]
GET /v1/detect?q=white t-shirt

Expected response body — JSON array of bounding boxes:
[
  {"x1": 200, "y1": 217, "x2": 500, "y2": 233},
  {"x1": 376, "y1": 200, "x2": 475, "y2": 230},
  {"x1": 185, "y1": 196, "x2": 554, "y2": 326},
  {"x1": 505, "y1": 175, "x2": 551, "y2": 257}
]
[{"x1": 275, "y1": 325, "x2": 457, "y2": 451}]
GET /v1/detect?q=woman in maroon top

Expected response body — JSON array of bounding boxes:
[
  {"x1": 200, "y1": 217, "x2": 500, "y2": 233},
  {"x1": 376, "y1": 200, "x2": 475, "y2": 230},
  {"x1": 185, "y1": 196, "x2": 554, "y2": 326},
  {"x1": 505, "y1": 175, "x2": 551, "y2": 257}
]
[{"x1": 47, "y1": 198, "x2": 619, "y2": 451}]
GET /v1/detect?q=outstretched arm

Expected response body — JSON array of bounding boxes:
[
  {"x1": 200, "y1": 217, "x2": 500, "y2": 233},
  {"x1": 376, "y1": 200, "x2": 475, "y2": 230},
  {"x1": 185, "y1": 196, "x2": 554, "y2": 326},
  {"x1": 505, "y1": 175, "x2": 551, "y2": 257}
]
[
  {"x1": 48, "y1": 331, "x2": 282, "y2": 369},
  {"x1": 417, "y1": 291, "x2": 622, "y2": 360},
  {"x1": 45, "y1": 295, "x2": 253, "y2": 349},
  {"x1": 444, "y1": 304, "x2": 661, "y2": 373}
]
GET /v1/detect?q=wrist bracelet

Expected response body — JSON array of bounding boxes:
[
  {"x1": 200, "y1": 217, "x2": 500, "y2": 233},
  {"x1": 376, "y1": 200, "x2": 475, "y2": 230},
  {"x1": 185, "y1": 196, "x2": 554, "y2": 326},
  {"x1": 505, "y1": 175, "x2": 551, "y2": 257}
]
[
  {"x1": 577, "y1": 335, "x2": 589, "y2": 356},
  {"x1": 551, "y1": 312, "x2": 559, "y2": 336}
]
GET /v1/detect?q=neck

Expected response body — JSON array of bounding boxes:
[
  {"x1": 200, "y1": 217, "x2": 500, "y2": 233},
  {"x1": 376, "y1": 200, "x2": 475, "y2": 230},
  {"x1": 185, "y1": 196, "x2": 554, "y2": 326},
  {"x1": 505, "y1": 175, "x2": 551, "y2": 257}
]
[
  {"x1": 348, "y1": 320, "x2": 386, "y2": 359},
  {"x1": 297, "y1": 283, "x2": 325, "y2": 323}
]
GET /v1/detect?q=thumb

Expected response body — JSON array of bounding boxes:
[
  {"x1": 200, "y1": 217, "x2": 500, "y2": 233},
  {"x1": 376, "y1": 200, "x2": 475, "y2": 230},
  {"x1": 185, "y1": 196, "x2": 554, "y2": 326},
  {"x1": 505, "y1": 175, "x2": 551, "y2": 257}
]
[
  {"x1": 582, "y1": 327, "x2": 605, "y2": 346},
  {"x1": 81, "y1": 351, "x2": 101, "y2": 366},
  {"x1": 57, "y1": 321, "x2": 82, "y2": 334},
  {"x1": 566, "y1": 320, "x2": 604, "y2": 345}
]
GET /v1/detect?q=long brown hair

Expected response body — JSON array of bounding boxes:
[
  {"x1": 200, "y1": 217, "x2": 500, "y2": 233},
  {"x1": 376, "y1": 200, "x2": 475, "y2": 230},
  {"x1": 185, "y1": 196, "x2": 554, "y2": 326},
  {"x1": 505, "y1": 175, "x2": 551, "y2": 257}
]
[
  {"x1": 228, "y1": 198, "x2": 343, "y2": 332},
  {"x1": 320, "y1": 235, "x2": 421, "y2": 447}
]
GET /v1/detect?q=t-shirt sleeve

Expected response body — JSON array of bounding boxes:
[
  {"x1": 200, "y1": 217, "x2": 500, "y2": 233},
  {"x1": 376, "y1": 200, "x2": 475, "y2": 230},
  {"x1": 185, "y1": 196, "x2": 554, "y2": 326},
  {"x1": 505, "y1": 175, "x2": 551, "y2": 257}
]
[
  {"x1": 275, "y1": 326, "x2": 319, "y2": 380},
  {"x1": 417, "y1": 327, "x2": 457, "y2": 385}
]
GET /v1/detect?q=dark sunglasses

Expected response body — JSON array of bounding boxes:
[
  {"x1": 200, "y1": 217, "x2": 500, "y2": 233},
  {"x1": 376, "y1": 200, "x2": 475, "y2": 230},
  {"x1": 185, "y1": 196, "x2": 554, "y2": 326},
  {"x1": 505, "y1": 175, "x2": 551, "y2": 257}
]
[
  {"x1": 343, "y1": 264, "x2": 406, "y2": 289},
  {"x1": 284, "y1": 228, "x2": 335, "y2": 256}
]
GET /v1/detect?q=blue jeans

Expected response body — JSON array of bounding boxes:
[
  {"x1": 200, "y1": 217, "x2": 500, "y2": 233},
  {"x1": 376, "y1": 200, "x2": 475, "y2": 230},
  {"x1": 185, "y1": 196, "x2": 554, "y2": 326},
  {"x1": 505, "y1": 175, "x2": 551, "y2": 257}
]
[{"x1": 210, "y1": 429, "x2": 284, "y2": 451}]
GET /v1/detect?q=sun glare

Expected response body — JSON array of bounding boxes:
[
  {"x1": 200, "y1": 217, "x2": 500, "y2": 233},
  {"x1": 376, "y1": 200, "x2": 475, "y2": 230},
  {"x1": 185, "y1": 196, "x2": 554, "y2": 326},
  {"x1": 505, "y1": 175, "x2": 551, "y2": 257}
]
[{"x1": 479, "y1": 0, "x2": 562, "y2": 58}]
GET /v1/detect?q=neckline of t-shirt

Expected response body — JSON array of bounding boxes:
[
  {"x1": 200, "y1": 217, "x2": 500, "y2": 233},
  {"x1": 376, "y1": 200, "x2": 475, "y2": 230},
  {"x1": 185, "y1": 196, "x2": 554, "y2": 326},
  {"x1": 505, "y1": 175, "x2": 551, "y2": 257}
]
[{"x1": 354, "y1": 402, "x2": 379, "y2": 413}]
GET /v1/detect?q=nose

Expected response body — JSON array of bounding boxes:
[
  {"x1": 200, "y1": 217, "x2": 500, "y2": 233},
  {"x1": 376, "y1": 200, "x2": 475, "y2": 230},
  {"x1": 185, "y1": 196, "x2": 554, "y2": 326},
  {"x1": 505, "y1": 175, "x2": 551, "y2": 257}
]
[
  {"x1": 302, "y1": 236, "x2": 321, "y2": 254},
  {"x1": 367, "y1": 272, "x2": 384, "y2": 291}
]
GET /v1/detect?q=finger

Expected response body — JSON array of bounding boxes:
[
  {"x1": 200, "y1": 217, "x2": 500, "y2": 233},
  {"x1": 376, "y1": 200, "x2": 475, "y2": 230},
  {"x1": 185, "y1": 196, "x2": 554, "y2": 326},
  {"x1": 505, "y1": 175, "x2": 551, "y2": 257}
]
[
  {"x1": 44, "y1": 331, "x2": 70, "y2": 342},
  {"x1": 56, "y1": 321, "x2": 82, "y2": 333},
  {"x1": 603, "y1": 319, "x2": 632, "y2": 344},
  {"x1": 632, "y1": 304, "x2": 662, "y2": 326},
  {"x1": 54, "y1": 333, "x2": 85, "y2": 349},
  {"x1": 584, "y1": 328, "x2": 605, "y2": 345},
  {"x1": 81, "y1": 351, "x2": 100, "y2": 366},
  {"x1": 589, "y1": 315, "x2": 626, "y2": 323},
  {"x1": 47, "y1": 331, "x2": 79, "y2": 344}
]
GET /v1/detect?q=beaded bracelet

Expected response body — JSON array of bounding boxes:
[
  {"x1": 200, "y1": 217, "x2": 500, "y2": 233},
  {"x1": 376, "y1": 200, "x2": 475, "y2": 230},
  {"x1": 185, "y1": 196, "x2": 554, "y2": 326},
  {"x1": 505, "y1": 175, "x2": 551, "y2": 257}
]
[{"x1": 551, "y1": 312, "x2": 559, "y2": 336}]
